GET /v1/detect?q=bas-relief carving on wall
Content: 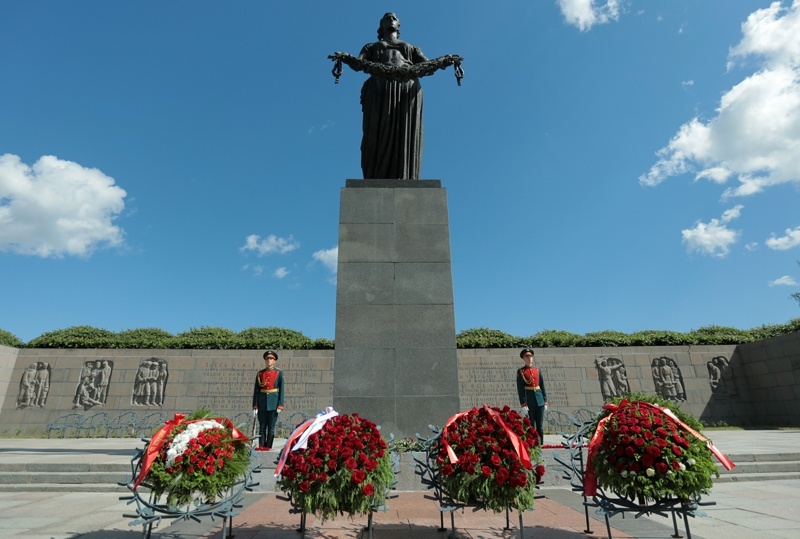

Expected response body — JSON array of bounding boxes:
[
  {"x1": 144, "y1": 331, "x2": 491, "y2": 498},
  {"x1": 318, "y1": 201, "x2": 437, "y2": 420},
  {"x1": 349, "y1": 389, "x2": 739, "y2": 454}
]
[
  {"x1": 651, "y1": 356, "x2": 686, "y2": 402},
  {"x1": 708, "y1": 355, "x2": 737, "y2": 396},
  {"x1": 16, "y1": 362, "x2": 51, "y2": 408},
  {"x1": 132, "y1": 358, "x2": 168, "y2": 407},
  {"x1": 73, "y1": 359, "x2": 114, "y2": 410},
  {"x1": 595, "y1": 356, "x2": 629, "y2": 400}
]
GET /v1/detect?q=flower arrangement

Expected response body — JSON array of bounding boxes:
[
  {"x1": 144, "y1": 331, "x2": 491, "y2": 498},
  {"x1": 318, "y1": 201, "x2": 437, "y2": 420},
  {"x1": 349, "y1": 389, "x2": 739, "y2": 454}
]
[
  {"x1": 134, "y1": 409, "x2": 251, "y2": 507},
  {"x1": 433, "y1": 404, "x2": 544, "y2": 513},
  {"x1": 585, "y1": 394, "x2": 727, "y2": 504},
  {"x1": 275, "y1": 411, "x2": 394, "y2": 522}
]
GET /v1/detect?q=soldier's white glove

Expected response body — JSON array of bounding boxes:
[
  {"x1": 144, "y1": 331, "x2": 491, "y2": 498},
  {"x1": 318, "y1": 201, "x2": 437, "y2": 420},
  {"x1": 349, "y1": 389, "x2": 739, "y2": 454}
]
[
  {"x1": 544, "y1": 404, "x2": 549, "y2": 412},
  {"x1": 521, "y1": 405, "x2": 529, "y2": 415},
  {"x1": 252, "y1": 409, "x2": 257, "y2": 418},
  {"x1": 277, "y1": 409, "x2": 282, "y2": 414}
]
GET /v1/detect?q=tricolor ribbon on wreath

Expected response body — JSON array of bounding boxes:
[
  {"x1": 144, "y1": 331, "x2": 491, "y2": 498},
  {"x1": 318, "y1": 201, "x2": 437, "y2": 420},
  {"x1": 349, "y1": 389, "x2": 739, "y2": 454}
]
[
  {"x1": 584, "y1": 400, "x2": 735, "y2": 497},
  {"x1": 274, "y1": 406, "x2": 339, "y2": 477}
]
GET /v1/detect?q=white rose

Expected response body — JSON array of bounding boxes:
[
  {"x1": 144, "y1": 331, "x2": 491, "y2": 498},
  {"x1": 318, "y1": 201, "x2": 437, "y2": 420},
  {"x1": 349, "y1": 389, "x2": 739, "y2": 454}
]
[
  {"x1": 687, "y1": 458, "x2": 696, "y2": 467},
  {"x1": 646, "y1": 467, "x2": 655, "y2": 477},
  {"x1": 679, "y1": 462, "x2": 686, "y2": 471},
  {"x1": 621, "y1": 470, "x2": 628, "y2": 478}
]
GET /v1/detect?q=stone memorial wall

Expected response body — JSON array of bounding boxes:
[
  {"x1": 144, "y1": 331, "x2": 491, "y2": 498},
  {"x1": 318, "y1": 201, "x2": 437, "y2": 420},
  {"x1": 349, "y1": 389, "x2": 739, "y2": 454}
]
[{"x1": 1, "y1": 330, "x2": 798, "y2": 435}]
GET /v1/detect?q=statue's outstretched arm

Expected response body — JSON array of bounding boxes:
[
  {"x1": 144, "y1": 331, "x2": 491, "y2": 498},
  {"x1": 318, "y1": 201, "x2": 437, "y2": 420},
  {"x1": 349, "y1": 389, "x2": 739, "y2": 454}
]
[{"x1": 328, "y1": 52, "x2": 464, "y2": 85}]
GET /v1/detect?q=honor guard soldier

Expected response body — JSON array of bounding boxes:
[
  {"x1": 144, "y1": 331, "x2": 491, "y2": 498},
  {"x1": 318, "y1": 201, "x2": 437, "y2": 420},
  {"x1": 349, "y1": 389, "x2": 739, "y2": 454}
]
[
  {"x1": 252, "y1": 350, "x2": 284, "y2": 450},
  {"x1": 516, "y1": 348, "x2": 548, "y2": 442}
]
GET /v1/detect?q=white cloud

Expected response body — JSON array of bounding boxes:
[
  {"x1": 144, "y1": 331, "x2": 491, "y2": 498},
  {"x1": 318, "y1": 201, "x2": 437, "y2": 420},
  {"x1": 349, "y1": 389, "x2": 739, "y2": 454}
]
[
  {"x1": 769, "y1": 275, "x2": 798, "y2": 286},
  {"x1": 274, "y1": 267, "x2": 290, "y2": 279},
  {"x1": 240, "y1": 233, "x2": 299, "y2": 256},
  {"x1": 681, "y1": 80, "x2": 695, "y2": 88},
  {"x1": 0, "y1": 154, "x2": 126, "y2": 258},
  {"x1": 745, "y1": 242, "x2": 759, "y2": 251},
  {"x1": 312, "y1": 246, "x2": 338, "y2": 274},
  {"x1": 766, "y1": 225, "x2": 800, "y2": 250},
  {"x1": 640, "y1": 1, "x2": 800, "y2": 196},
  {"x1": 681, "y1": 205, "x2": 743, "y2": 257},
  {"x1": 557, "y1": 0, "x2": 622, "y2": 32}
]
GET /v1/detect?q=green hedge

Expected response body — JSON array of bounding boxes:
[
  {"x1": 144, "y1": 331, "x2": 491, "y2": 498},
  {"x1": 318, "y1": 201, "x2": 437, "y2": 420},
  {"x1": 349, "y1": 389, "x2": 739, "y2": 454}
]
[{"x1": 2, "y1": 318, "x2": 799, "y2": 349}]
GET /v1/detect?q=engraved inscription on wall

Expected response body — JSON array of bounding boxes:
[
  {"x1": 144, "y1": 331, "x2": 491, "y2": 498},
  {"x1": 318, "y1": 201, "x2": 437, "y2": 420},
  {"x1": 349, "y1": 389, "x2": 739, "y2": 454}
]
[
  {"x1": 536, "y1": 358, "x2": 570, "y2": 408},
  {"x1": 458, "y1": 356, "x2": 572, "y2": 410},
  {"x1": 198, "y1": 360, "x2": 253, "y2": 411}
]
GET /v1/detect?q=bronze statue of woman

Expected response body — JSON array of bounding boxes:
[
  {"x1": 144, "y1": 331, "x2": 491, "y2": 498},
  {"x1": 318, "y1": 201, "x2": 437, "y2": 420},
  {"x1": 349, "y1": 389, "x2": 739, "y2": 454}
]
[{"x1": 330, "y1": 13, "x2": 463, "y2": 180}]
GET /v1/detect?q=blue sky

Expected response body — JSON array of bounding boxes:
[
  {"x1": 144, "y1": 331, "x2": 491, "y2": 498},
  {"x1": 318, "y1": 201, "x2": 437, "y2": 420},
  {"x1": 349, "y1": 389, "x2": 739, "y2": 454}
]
[{"x1": 2, "y1": 0, "x2": 799, "y2": 343}]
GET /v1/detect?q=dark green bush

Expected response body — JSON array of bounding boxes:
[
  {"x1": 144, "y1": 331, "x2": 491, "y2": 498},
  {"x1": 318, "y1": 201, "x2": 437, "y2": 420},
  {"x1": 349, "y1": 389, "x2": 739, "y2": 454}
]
[
  {"x1": 7, "y1": 316, "x2": 800, "y2": 350},
  {"x1": 237, "y1": 327, "x2": 314, "y2": 349},
  {"x1": 688, "y1": 325, "x2": 755, "y2": 345},
  {"x1": 313, "y1": 337, "x2": 335, "y2": 349},
  {"x1": 173, "y1": 327, "x2": 239, "y2": 349},
  {"x1": 0, "y1": 329, "x2": 24, "y2": 347},
  {"x1": 575, "y1": 330, "x2": 631, "y2": 347},
  {"x1": 527, "y1": 330, "x2": 580, "y2": 348},
  {"x1": 628, "y1": 330, "x2": 691, "y2": 346},
  {"x1": 117, "y1": 328, "x2": 176, "y2": 349},
  {"x1": 456, "y1": 328, "x2": 519, "y2": 348},
  {"x1": 28, "y1": 325, "x2": 116, "y2": 348}
]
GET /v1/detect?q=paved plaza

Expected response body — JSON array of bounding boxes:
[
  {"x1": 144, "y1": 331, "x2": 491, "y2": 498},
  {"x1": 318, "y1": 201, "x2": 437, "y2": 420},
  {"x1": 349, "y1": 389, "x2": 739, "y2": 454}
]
[{"x1": 0, "y1": 430, "x2": 799, "y2": 538}]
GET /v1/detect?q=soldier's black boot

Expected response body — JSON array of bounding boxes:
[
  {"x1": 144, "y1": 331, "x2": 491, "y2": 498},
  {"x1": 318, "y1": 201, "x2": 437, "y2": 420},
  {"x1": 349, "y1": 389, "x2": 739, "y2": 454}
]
[
  {"x1": 259, "y1": 434, "x2": 267, "y2": 449},
  {"x1": 266, "y1": 434, "x2": 274, "y2": 451}
]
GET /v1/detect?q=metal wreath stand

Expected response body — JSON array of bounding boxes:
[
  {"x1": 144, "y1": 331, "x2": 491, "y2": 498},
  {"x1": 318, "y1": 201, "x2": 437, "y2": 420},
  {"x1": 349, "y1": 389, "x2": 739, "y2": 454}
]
[
  {"x1": 553, "y1": 420, "x2": 715, "y2": 539},
  {"x1": 413, "y1": 425, "x2": 543, "y2": 539},
  {"x1": 120, "y1": 437, "x2": 261, "y2": 539}
]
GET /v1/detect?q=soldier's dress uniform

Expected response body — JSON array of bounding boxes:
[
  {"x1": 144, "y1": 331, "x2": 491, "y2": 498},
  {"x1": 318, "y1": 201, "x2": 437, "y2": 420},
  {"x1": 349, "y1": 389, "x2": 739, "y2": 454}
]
[
  {"x1": 516, "y1": 352, "x2": 547, "y2": 441},
  {"x1": 252, "y1": 361, "x2": 284, "y2": 450}
]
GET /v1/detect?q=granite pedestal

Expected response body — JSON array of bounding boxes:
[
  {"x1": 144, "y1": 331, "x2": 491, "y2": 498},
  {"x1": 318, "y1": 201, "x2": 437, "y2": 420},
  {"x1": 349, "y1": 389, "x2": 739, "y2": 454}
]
[{"x1": 333, "y1": 179, "x2": 460, "y2": 439}]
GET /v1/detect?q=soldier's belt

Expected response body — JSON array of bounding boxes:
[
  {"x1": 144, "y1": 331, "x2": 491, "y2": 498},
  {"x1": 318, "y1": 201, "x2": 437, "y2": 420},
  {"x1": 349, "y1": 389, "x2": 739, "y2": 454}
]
[
  {"x1": 524, "y1": 385, "x2": 540, "y2": 390},
  {"x1": 260, "y1": 389, "x2": 279, "y2": 393}
]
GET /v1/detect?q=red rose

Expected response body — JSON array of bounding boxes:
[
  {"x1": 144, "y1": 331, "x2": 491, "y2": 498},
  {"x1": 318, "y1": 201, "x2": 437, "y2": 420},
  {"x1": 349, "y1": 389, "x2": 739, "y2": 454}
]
[
  {"x1": 481, "y1": 465, "x2": 492, "y2": 477},
  {"x1": 361, "y1": 483, "x2": 375, "y2": 496},
  {"x1": 625, "y1": 446, "x2": 636, "y2": 457},
  {"x1": 656, "y1": 462, "x2": 668, "y2": 474},
  {"x1": 655, "y1": 438, "x2": 668, "y2": 448},
  {"x1": 671, "y1": 445, "x2": 683, "y2": 456},
  {"x1": 351, "y1": 469, "x2": 366, "y2": 484},
  {"x1": 646, "y1": 445, "x2": 661, "y2": 457},
  {"x1": 629, "y1": 462, "x2": 640, "y2": 473},
  {"x1": 327, "y1": 459, "x2": 338, "y2": 471},
  {"x1": 495, "y1": 469, "x2": 509, "y2": 485},
  {"x1": 655, "y1": 427, "x2": 668, "y2": 438},
  {"x1": 345, "y1": 457, "x2": 358, "y2": 469},
  {"x1": 634, "y1": 437, "x2": 646, "y2": 447},
  {"x1": 298, "y1": 481, "x2": 311, "y2": 492},
  {"x1": 641, "y1": 455, "x2": 654, "y2": 467},
  {"x1": 671, "y1": 460, "x2": 680, "y2": 470},
  {"x1": 621, "y1": 434, "x2": 632, "y2": 445},
  {"x1": 441, "y1": 464, "x2": 454, "y2": 476},
  {"x1": 490, "y1": 454, "x2": 502, "y2": 467},
  {"x1": 535, "y1": 464, "x2": 545, "y2": 477}
]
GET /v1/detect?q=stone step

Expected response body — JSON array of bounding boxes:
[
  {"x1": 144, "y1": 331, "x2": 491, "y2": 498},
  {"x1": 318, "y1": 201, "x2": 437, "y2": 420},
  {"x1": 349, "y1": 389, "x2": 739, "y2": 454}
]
[
  {"x1": 0, "y1": 462, "x2": 130, "y2": 473},
  {"x1": 0, "y1": 482, "x2": 130, "y2": 492},
  {"x1": 714, "y1": 471, "x2": 800, "y2": 483},
  {"x1": 717, "y1": 460, "x2": 800, "y2": 474},
  {"x1": 722, "y1": 453, "x2": 800, "y2": 463},
  {"x1": 0, "y1": 471, "x2": 130, "y2": 485}
]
